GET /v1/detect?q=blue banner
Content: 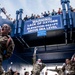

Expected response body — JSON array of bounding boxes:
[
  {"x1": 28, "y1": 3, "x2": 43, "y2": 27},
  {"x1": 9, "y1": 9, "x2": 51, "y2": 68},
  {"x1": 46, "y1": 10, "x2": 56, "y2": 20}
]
[
  {"x1": 37, "y1": 30, "x2": 46, "y2": 36},
  {"x1": 24, "y1": 15, "x2": 63, "y2": 34}
]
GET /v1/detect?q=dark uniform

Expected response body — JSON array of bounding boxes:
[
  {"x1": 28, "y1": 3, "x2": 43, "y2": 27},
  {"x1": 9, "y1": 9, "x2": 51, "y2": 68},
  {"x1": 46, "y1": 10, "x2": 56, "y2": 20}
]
[{"x1": 0, "y1": 24, "x2": 15, "y2": 74}]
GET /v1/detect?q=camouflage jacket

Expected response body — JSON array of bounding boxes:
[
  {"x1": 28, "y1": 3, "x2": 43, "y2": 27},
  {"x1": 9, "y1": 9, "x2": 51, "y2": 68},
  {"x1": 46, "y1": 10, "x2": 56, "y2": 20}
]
[
  {"x1": 32, "y1": 52, "x2": 46, "y2": 75},
  {"x1": 0, "y1": 34, "x2": 15, "y2": 59}
]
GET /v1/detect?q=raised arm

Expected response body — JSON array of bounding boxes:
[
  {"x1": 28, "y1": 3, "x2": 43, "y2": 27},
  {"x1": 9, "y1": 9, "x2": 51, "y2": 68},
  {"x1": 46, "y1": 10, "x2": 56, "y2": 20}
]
[{"x1": 33, "y1": 47, "x2": 37, "y2": 66}]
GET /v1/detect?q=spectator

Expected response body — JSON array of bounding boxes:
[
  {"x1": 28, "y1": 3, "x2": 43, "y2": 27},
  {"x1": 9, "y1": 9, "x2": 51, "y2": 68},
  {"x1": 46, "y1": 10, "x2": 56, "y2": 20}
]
[
  {"x1": 34, "y1": 14, "x2": 37, "y2": 19},
  {"x1": 36, "y1": 14, "x2": 40, "y2": 18},
  {"x1": 51, "y1": 9, "x2": 57, "y2": 16},
  {"x1": 57, "y1": 8, "x2": 62, "y2": 14},
  {"x1": 30, "y1": 14, "x2": 35, "y2": 19},
  {"x1": 43, "y1": 11, "x2": 48, "y2": 17},
  {"x1": 41, "y1": 12, "x2": 44, "y2": 17},
  {"x1": 48, "y1": 11, "x2": 51, "y2": 16},
  {"x1": 24, "y1": 15, "x2": 28, "y2": 21}
]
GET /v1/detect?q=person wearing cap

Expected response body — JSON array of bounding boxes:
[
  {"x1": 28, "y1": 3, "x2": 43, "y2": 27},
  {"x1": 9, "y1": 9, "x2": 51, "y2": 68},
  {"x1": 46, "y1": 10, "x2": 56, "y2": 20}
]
[
  {"x1": 32, "y1": 47, "x2": 46, "y2": 75},
  {"x1": 0, "y1": 24, "x2": 15, "y2": 75}
]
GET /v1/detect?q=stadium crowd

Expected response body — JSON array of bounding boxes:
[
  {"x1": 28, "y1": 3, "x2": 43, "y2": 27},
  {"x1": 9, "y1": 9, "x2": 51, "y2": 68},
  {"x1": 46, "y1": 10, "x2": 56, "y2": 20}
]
[{"x1": 23, "y1": 6, "x2": 75, "y2": 21}]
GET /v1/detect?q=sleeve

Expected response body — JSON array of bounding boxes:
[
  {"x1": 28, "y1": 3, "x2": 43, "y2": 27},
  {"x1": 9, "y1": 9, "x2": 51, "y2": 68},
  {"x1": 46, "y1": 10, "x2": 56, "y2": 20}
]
[
  {"x1": 7, "y1": 38, "x2": 15, "y2": 54},
  {"x1": 4, "y1": 36, "x2": 15, "y2": 59},
  {"x1": 33, "y1": 47, "x2": 37, "y2": 66},
  {"x1": 33, "y1": 52, "x2": 36, "y2": 66},
  {"x1": 40, "y1": 63, "x2": 46, "y2": 71},
  {"x1": 62, "y1": 65, "x2": 65, "y2": 72}
]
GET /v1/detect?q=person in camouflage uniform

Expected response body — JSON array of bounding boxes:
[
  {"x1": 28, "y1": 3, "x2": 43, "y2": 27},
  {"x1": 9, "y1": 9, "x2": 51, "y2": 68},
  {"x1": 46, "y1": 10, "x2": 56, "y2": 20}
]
[
  {"x1": 70, "y1": 54, "x2": 75, "y2": 75},
  {"x1": 62, "y1": 58, "x2": 75, "y2": 75},
  {"x1": 0, "y1": 24, "x2": 15, "y2": 75},
  {"x1": 32, "y1": 47, "x2": 46, "y2": 75}
]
